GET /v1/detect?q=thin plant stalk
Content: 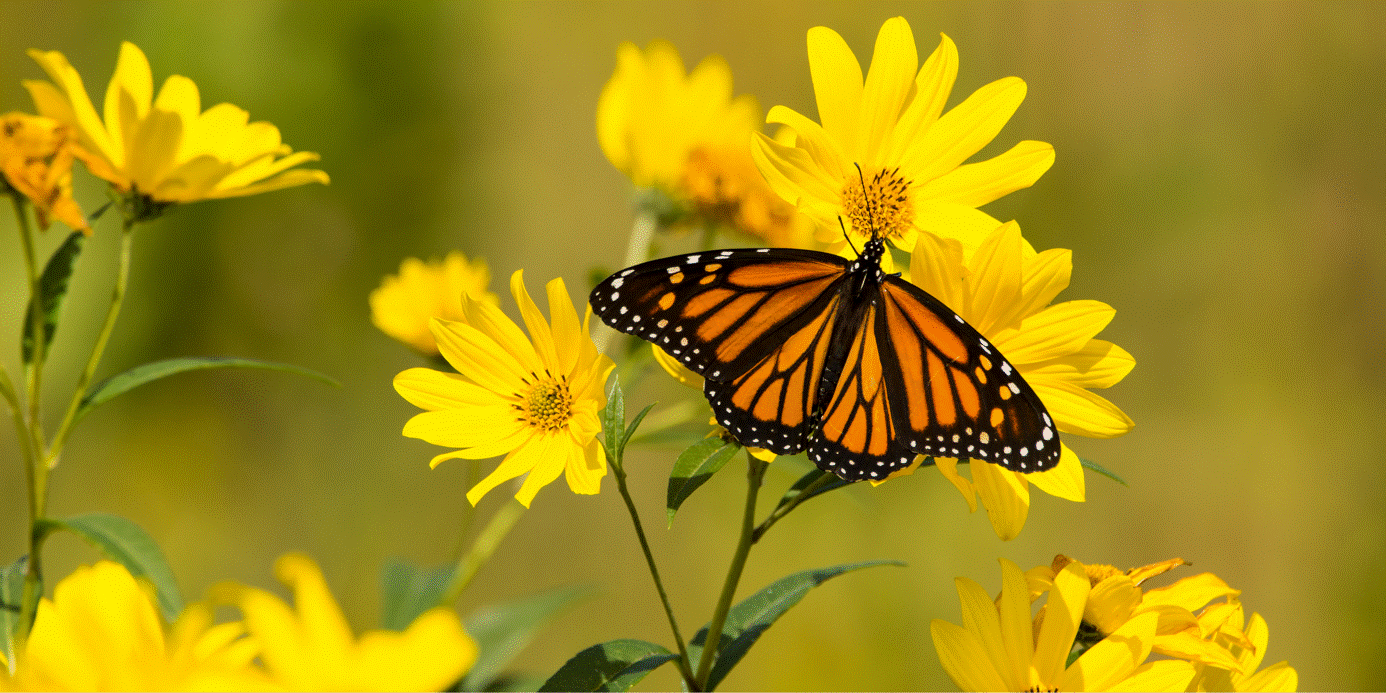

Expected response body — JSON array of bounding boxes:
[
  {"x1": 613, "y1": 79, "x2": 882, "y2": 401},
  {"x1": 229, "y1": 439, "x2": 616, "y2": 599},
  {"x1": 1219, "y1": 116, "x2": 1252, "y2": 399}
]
[
  {"x1": 593, "y1": 210, "x2": 657, "y2": 354},
  {"x1": 695, "y1": 451, "x2": 767, "y2": 689},
  {"x1": 440, "y1": 499, "x2": 526, "y2": 605},
  {"x1": 752, "y1": 472, "x2": 838, "y2": 543},
  {"x1": 612, "y1": 455, "x2": 698, "y2": 688}
]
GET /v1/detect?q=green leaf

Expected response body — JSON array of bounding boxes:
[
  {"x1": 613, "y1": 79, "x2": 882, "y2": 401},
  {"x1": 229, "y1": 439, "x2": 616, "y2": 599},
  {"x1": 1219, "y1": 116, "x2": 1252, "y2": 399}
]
[
  {"x1": 1079, "y1": 457, "x2": 1128, "y2": 486},
  {"x1": 666, "y1": 438, "x2": 739, "y2": 526},
  {"x1": 49, "y1": 514, "x2": 183, "y2": 622},
  {"x1": 75, "y1": 357, "x2": 339, "y2": 426},
  {"x1": 539, "y1": 639, "x2": 677, "y2": 692},
  {"x1": 380, "y1": 559, "x2": 455, "y2": 631},
  {"x1": 689, "y1": 560, "x2": 904, "y2": 690},
  {"x1": 22, "y1": 230, "x2": 85, "y2": 364},
  {"x1": 619, "y1": 403, "x2": 657, "y2": 455},
  {"x1": 1, "y1": 555, "x2": 27, "y2": 668},
  {"x1": 602, "y1": 377, "x2": 625, "y2": 463},
  {"x1": 460, "y1": 585, "x2": 593, "y2": 691},
  {"x1": 769, "y1": 469, "x2": 854, "y2": 515}
]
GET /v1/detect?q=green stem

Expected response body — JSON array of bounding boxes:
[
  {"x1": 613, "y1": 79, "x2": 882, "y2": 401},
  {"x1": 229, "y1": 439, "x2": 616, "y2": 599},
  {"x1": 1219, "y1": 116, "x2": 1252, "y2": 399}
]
[
  {"x1": 593, "y1": 210, "x2": 657, "y2": 355},
  {"x1": 439, "y1": 499, "x2": 526, "y2": 605},
  {"x1": 695, "y1": 451, "x2": 767, "y2": 690},
  {"x1": 612, "y1": 458, "x2": 698, "y2": 689},
  {"x1": 14, "y1": 196, "x2": 47, "y2": 448},
  {"x1": 45, "y1": 219, "x2": 136, "y2": 468},
  {"x1": 751, "y1": 472, "x2": 837, "y2": 544}
]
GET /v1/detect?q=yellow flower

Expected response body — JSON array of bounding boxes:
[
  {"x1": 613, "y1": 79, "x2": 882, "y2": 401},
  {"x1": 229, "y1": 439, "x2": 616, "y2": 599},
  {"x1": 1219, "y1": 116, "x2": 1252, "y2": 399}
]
[
  {"x1": 370, "y1": 252, "x2": 499, "y2": 355},
  {"x1": 0, "y1": 111, "x2": 90, "y2": 233},
  {"x1": 932, "y1": 558, "x2": 1196, "y2": 691},
  {"x1": 24, "y1": 41, "x2": 328, "y2": 208},
  {"x1": 214, "y1": 553, "x2": 476, "y2": 692},
  {"x1": 650, "y1": 344, "x2": 777, "y2": 463},
  {"x1": 1187, "y1": 602, "x2": 1298, "y2": 692},
  {"x1": 907, "y1": 221, "x2": 1134, "y2": 539},
  {"x1": 752, "y1": 17, "x2": 1053, "y2": 257},
  {"x1": 0, "y1": 561, "x2": 271, "y2": 691},
  {"x1": 394, "y1": 270, "x2": 615, "y2": 507},
  {"x1": 597, "y1": 40, "x2": 807, "y2": 245}
]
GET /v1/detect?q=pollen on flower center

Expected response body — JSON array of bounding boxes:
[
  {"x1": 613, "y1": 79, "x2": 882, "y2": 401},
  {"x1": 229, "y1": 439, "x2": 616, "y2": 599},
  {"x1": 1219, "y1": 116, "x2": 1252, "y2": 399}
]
[
  {"x1": 841, "y1": 166, "x2": 913, "y2": 240},
  {"x1": 517, "y1": 376, "x2": 573, "y2": 431}
]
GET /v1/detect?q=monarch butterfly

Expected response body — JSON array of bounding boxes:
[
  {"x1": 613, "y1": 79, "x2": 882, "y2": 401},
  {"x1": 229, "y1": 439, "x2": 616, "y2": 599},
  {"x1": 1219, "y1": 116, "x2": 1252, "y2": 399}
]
[{"x1": 588, "y1": 232, "x2": 1060, "y2": 482}]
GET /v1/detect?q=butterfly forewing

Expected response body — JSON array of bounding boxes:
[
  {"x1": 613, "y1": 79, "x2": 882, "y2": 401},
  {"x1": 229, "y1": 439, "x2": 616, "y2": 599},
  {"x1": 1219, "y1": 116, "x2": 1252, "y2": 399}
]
[
  {"x1": 589, "y1": 248, "x2": 851, "y2": 380},
  {"x1": 878, "y1": 278, "x2": 1060, "y2": 472}
]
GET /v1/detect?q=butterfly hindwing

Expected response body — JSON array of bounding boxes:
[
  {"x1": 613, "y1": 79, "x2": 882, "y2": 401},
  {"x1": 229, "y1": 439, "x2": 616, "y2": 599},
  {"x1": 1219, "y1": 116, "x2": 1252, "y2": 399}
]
[
  {"x1": 589, "y1": 248, "x2": 851, "y2": 381},
  {"x1": 877, "y1": 278, "x2": 1060, "y2": 472}
]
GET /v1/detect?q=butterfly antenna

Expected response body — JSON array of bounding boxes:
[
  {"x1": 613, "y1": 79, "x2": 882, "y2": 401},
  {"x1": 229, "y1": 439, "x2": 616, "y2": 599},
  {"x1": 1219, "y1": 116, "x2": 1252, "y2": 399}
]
[
  {"x1": 853, "y1": 162, "x2": 878, "y2": 242},
  {"x1": 839, "y1": 217, "x2": 860, "y2": 256}
]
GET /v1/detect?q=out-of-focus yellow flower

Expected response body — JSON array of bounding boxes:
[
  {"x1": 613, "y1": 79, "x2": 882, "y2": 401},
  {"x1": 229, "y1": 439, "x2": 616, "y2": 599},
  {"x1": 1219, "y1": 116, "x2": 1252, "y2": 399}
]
[
  {"x1": 394, "y1": 270, "x2": 615, "y2": 507},
  {"x1": 0, "y1": 561, "x2": 271, "y2": 691},
  {"x1": 24, "y1": 42, "x2": 328, "y2": 208},
  {"x1": 650, "y1": 344, "x2": 777, "y2": 463},
  {"x1": 931, "y1": 558, "x2": 1196, "y2": 691},
  {"x1": 370, "y1": 252, "x2": 499, "y2": 355},
  {"x1": 597, "y1": 40, "x2": 807, "y2": 245},
  {"x1": 898, "y1": 222, "x2": 1134, "y2": 539},
  {"x1": 214, "y1": 553, "x2": 476, "y2": 692},
  {"x1": 752, "y1": 17, "x2": 1053, "y2": 258},
  {"x1": 0, "y1": 111, "x2": 90, "y2": 233}
]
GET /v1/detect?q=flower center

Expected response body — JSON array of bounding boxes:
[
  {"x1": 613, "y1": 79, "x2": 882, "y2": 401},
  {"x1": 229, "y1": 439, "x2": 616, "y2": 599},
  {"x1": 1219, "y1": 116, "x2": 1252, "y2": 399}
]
[
  {"x1": 517, "y1": 376, "x2": 572, "y2": 432},
  {"x1": 840, "y1": 166, "x2": 913, "y2": 241}
]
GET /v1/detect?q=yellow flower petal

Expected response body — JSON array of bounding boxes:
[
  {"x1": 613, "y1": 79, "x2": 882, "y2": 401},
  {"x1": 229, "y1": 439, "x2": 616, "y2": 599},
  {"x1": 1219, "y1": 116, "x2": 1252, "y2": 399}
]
[
  {"x1": 1026, "y1": 339, "x2": 1136, "y2": 390},
  {"x1": 1058, "y1": 611, "x2": 1157, "y2": 692},
  {"x1": 766, "y1": 104, "x2": 848, "y2": 185},
  {"x1": 1152, "y1": 630, "x2": 1245, "y2": 671},
  {"x1": 1018, "y1": 247, "x2": 1073, "y2": 314},
  {"x1": 998, "y1": 299, "x2": 1116, "y2": 364},
  {"x1": 806, "y1": 25, "x2": 864, "y2": 154},
  {"x1": 971, "y1": 460, "x2": 1030, "y2": 541},
  {"x1": 885, "y1": 33, "x2": 957, "y2": 165},
  {"x1": 930, "y1": 619, "x2": 1010, "y2": 692},
  {"x1": 564, "y1": 438, "x2": 607, "y2": 495},
  {"x1": 1031, "y1": 379, "x2": 1135, "y2": 438},
  {"x1": 934, "y1": 456, "x2": 978, "y2": 512},
  {"x1": 1107, "y1": 660, "x2": 1197, "y2": 693},
  {"x1": 1025, "y1": 442, "x2": 1085, "y2": 502},
  {"x1": 466, "y1": 436, "x2": 546, "y2": 506},
  {"x1": 548, "y1": 277, "x2": 583, "y2": 375},
  {"x1": 353, "y1": 607, "x2": 478, "y2": 691},
  {"x1": 918, "y1": 139, "x2": 1055, "y2": 208},
  {"x1": 514, "y1": 432, "x2": 568, "y2": 507},
  {"x1": 954, "y1": 576, "x2": 1010, "y2": 685},
  {"x1": 857, "y1": 17, "x2": 917, "y2": 164},
  {"x1": 431, "y1": 319, "x2": 529, "y2": 395},
  {"x1": 1142, "y1": 573, "x2": 1241, "y2": 614},
  {"x1": 997, "y1": 558, "x2": 1036, "y2": 688},
  {"x1": 962, "y1": 221, "x2": 1025, "y2": 335},
  {"x1": 1033, "y1": 561, "x2": 1088, "y2": 684},
  {"x1": 1240, "y1": 661, "x2": 1298, "y2": 692},
  {"x1": 902, "y1": 76, "x2": 1027, "y2": 183},
  {"x1": 513, "y1": 270, "x2": 559, "y2": 372},
  {"x1": 401, "y1": 406, "x2": 527, "y2": 452},
  {"x1": 393, "y1": 368, "x2": 496, "y2": 410},
  {"x1": 751, "y1": 129, "x2": 842, "y2": 209}
]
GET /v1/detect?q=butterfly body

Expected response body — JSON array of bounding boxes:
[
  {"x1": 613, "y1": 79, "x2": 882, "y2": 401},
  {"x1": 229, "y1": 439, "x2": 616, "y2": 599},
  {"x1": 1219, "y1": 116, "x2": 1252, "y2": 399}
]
[{"x1": 590, "y1": 238, "x2": 1060, "y2": 481}]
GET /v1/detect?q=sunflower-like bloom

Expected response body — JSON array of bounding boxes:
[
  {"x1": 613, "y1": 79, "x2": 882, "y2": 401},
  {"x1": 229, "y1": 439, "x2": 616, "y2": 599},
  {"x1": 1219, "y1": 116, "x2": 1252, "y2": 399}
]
[
  {"x1": 931, "y1": 558, "x2": 1197, "y2": 692},
  {"x1": 597, "y1": 40, "x2": 809, "y2": 246},
  {"x1": 906, "y1": 222, "x2": 1134, "y2": 539},
  {"x1": 0, "y1": 561, "x2": 271, "y2": 691},
  {"x1": 1024, "y1": 555, "x2": 1297, "y2": 690},
  {"x1": 752, "y1": 17, "x2": 1053, "y2": 257},
  {"x1": 213, "y1": 553, "x2": 476, "y2": 691},
  {"x1": 24, "y1": 42, "x2": 327, "y2": 208},
  {"x1": 394, "y1": 270, "x2": 615, "y2": 507},
  {"x1": 0, "y1": 111, "x2": 89, "y2": 233},
  {"x1": 370, "y1": 252, "x2": 499, "y2": 356}
]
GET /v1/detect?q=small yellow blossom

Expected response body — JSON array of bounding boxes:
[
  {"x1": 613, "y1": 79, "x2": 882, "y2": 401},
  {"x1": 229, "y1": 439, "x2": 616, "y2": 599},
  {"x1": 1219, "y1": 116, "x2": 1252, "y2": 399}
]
[
  {"x1": 394, "y1": 270, "x2": 615, "y2": 507},
  {"x1": 370, "y1": 252, "x2": 499, "y2": 355},
  {"x1": 597, "y1": 40, "x2": 807, "y2": 245},
  {"x1": 932, "y1": 558, "x2": 1196, "y2": 691},
  {"x1": 1187, "y1": 601, "x2": 1298, "y2": 692},
  {"x1": 1, "y1": 111, "x2": 90, "y2": 233},
  {"x1": 24, "y1": 41, "x2": 328, "y2": 208},
  {"x1": 215, "y1": 553, "x2": 476, "y2": 692},
  {"x1": 905, "y1": 222, "x2": 1134, "y2": 539},
  {"x1": 752, "y1": 17, "x2": 1053, "y2": 257},
  {"x1": 0, "y1": 561, "x2": 271, "y2": 691}
]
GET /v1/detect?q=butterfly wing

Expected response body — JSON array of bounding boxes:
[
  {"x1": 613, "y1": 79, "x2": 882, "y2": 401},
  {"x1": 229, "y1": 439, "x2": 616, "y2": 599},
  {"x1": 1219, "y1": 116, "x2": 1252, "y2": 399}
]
[
  {"x1": 877, "y1": 277, "x2": 1060, "y2": 472},
  {"x1": 589, "y1": 248, "x2": 854, "y2": 456}
]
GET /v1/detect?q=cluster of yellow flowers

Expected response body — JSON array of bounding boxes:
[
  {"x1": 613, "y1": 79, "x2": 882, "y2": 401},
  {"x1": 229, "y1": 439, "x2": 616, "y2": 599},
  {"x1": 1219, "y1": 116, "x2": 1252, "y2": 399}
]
[{"x1": 0, "y1": 557, "x2": 474, "y2": 691}]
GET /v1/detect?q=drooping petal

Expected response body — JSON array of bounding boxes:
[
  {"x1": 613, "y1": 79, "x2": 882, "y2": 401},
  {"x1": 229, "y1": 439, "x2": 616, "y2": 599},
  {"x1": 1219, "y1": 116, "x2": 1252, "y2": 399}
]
[
  {"x1": 934, "y1": 456, "x2": 978, "y2": 512},
  {"x1": 563, "y1": 437, "x2": 607, "y2": 496},
  {"x1": 514, "y1": 432, "x2": 568, "y2": 507},
  {"x1": 931, "y1": 619, "x2": 1009, "y2": 692},
  {"x1": 1025, "y1": 442, "x2": 1085, "y2": 502},
  {"x1": 917, "y1": 139, "x2": 1054, "y2": 207},
  {"x1": 857, "y1": 17, "x2": 917, "y2": 165},
  {"x1": 806, "y1": 25, "x2": 863, "y2": 154},
  {"x1": 466, "y1": 436, "x2": 544, "y2": 506},
  {"x1": 970, "y1": 460, "x2": 1030, "y2": 541},
  {"x1": 25, "y1": 49, "x2": 118, "y2": 167}
]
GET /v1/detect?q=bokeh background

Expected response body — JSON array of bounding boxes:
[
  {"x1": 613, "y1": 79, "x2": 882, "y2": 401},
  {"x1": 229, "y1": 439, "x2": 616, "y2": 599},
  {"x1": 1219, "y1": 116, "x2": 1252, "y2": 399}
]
[{"x1": 2, "y1": 1, "x2": 1382, "y2": 690}]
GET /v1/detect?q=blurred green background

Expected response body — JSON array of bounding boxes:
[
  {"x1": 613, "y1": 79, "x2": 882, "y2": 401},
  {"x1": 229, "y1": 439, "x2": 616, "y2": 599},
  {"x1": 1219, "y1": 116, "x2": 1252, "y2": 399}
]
[{"x1": 2, "y1": 1, "x2": 1382, "y2": 690}]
